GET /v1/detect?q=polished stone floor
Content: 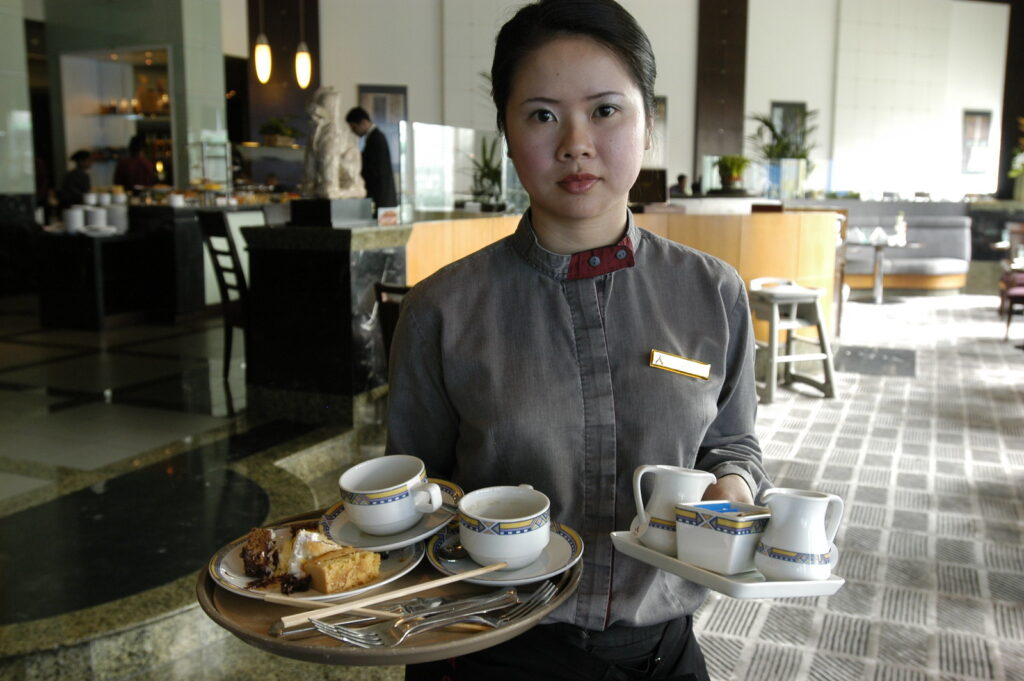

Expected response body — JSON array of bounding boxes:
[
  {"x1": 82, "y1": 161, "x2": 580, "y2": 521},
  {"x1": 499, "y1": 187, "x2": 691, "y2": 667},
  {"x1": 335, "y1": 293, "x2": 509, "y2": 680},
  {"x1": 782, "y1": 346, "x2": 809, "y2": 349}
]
[{"x1": 0, "y1": 285, "x2": 1020, "y2": 681}]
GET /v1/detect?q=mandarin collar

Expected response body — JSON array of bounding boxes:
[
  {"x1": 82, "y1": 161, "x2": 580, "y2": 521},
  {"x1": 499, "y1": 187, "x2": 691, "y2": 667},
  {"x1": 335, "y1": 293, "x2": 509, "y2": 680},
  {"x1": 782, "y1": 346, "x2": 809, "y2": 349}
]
[{"x1": 509, "y1": 210, "x2": 640, "y2": 281}]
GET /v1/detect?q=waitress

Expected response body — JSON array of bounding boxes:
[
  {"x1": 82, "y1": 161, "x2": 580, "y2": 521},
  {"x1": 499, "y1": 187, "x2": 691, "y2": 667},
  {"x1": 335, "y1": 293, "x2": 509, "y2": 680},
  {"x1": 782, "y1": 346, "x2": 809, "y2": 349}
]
[{"x1": 386, "y1": 1, "x2": 770, "y2": 679}]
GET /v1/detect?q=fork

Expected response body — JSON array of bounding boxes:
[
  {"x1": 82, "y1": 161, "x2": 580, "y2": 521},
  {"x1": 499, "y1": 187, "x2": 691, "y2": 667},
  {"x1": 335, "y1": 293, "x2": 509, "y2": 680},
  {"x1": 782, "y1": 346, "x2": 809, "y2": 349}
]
[
  {"x1": 312, "y1": 588, "x2": 518, "y2": 646},
  {"x1": 315, "y1": 580, "x2": 559, "y2": 648}
]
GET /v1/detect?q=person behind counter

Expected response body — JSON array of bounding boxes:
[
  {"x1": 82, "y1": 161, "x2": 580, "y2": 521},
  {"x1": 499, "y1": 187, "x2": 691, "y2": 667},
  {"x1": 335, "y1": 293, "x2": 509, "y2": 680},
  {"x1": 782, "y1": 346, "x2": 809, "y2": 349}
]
[
  {"x1": 344, "y1": 106, "x2": 397, "y2": 216},
  {"x1": 386, "y1": 1, "x2": 769, "y2": 679},
  {"x1": 58, "y1": 149, "x2": 92, "y2": 209},
  {"x1": 114, "y1": 134, "x2": 157, "y2": 191}
]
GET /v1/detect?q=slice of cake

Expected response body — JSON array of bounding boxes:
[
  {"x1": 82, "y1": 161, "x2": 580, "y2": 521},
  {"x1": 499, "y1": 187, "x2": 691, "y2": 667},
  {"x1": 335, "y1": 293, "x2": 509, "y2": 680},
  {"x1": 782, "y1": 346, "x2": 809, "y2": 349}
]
[
  {"x1": 304, "y1": 547, "x2": 382, "y2": 593},
  {"x1": 241, "y1": 527, "x2": 279, "y2": 579}
]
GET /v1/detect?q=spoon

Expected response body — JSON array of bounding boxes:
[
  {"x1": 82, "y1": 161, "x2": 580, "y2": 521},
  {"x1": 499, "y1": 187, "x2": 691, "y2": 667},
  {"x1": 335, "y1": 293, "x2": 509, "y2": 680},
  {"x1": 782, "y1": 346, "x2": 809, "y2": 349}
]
[{"x1": 435, "y1": 523, "x2": 468, "y2": 561}]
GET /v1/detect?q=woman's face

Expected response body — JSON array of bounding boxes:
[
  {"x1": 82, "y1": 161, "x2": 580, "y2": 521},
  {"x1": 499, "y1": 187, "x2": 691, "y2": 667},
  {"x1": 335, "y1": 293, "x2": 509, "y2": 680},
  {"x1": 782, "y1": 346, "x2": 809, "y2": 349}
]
[{"x1": 504, "y1": 36, "x2": 650, "y2": 245}]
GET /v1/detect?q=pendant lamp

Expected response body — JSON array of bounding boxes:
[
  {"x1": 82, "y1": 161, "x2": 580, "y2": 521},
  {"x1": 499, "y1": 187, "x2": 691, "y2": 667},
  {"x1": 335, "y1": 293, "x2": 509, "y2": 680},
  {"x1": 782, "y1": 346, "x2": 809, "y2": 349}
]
[
  {"x1": 294, "y1": 0, "x2": 312, "y2": 89},
  {"x1": 254, "y1": 0, "x2": 272, "y2": 84}
]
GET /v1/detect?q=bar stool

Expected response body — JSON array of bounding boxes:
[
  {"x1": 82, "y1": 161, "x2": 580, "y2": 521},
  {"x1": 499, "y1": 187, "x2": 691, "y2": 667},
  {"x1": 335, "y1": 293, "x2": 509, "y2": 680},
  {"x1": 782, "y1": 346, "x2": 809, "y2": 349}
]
[{"x1": 749, "y1": 277, "x2": 836, "y2": 404}]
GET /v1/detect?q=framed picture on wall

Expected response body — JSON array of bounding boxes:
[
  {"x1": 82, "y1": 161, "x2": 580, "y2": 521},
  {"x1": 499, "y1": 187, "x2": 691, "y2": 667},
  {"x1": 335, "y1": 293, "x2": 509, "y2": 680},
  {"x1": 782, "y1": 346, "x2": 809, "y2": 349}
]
[{"x1": 962, "y1": 110, "x2": 991, "y2": 175}]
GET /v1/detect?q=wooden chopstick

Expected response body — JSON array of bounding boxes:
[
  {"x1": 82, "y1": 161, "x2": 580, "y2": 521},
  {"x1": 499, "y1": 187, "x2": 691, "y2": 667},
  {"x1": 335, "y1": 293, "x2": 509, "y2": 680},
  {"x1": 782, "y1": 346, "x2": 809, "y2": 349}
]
[
  {"x1": 263, "y1": 593, "x2": 396, "y2": 619},
  {"x1": 277, "y1": 562, "x2": 508, "y2": 629}
]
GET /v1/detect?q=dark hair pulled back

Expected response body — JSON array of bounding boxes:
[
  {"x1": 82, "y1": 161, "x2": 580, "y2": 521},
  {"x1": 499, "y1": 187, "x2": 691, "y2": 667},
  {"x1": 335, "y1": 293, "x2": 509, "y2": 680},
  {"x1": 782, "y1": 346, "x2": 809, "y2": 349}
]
[{"x1": 490, "y1": 0, "x2": 657, "y2": 135}]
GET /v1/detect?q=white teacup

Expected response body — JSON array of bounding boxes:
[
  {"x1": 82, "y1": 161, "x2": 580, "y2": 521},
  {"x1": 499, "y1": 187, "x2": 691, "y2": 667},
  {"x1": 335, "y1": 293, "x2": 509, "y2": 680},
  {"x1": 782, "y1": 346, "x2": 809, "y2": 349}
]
[
  {"x1": 338, "y1": 455, "x2": 442, "y2": 535},
  {"x1": 459, "y1": 484, "x2": 550, "y2": 570},
  {"x1": 83, "y1": 192, "x2": 97, "y2": 206}
]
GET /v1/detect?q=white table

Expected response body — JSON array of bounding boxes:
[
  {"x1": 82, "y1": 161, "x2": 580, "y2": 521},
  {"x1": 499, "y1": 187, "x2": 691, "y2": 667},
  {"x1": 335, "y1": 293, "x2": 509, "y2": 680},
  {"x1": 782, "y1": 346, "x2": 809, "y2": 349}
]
[{"x1": 846, "y1": 239, "x2": 921, "y2": 304}]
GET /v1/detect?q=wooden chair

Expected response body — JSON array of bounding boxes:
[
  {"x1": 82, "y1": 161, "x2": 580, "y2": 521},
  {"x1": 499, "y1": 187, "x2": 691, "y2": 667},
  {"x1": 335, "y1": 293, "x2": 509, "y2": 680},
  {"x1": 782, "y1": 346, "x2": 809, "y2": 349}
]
[
  {"x1": 197, "y1": 210, "x2": 248, "y2": 379},
  {"x1": 374, "y1": 282, "x2": 411, "y2": 366}
]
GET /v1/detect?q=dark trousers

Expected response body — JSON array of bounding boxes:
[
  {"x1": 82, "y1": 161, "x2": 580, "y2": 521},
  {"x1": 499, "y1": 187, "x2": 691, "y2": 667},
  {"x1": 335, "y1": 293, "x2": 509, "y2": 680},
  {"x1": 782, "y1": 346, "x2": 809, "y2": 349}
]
[{"x1": 405, "y1": 616, "x2": 709, "y2": 681}]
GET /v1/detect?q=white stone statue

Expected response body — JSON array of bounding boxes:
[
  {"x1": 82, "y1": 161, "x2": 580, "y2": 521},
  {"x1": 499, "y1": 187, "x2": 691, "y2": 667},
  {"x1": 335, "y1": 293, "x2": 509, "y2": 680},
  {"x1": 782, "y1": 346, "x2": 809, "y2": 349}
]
[{"x1": 303, "y1": 87, "x2": 367, "y2": 199}]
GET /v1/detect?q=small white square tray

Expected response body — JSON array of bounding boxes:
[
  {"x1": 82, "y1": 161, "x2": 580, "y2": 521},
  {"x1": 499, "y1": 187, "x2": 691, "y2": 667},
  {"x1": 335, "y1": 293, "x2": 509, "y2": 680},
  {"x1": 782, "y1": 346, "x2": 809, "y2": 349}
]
[{"x1": 610, "y1": 531, "x2": 844, "y2": 599}]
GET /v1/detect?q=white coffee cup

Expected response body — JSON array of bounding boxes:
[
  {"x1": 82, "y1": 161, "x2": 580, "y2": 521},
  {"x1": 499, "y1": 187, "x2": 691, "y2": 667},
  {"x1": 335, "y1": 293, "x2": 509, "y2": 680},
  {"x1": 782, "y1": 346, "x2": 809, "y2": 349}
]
[
  {"x1": 98, "y1": 192, "x2": 112, "y2": 206},
  {"x1": 459, "y1": 484, "x2": 550, "y2": 570},
  {"x1": 338, "y1": 455, "x2": 442, "y2": 535},
  {"x1": 83, "y1": 192, "x2": 97, "y2": 206},
  {"x1": 168, "y1": 193, "x2": 185, "y2": 208}
]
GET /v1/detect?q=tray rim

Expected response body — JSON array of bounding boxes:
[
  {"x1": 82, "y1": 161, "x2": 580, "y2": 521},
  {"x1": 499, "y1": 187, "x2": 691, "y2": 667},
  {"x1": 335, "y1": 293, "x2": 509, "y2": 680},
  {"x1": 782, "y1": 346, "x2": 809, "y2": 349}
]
[
  {"x1": 610, "y1": 531, "x2": 844, "y2": 599},
  {"x1": 196, "y1": 527, "x2": 582, "y2": 666}
]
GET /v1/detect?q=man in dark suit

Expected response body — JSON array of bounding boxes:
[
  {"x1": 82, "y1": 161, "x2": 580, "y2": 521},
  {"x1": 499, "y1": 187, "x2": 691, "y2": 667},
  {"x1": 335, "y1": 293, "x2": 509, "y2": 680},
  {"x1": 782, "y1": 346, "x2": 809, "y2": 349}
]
[{"x1": 345, "y1": 107, "x2": 398, "y2": 215}]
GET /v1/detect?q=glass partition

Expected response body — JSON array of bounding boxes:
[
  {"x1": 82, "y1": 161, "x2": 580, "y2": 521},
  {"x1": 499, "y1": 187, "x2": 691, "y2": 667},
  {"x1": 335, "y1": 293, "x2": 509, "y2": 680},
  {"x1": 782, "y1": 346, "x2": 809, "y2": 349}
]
[{"x1": 406, "y1": 122, "x2": 520, "y2": 214}]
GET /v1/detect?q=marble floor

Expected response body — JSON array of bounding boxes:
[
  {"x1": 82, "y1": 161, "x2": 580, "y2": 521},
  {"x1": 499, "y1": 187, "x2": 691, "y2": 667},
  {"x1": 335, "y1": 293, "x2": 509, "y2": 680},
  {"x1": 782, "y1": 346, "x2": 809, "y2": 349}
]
[{"x1": 0, "y1": 288, "x2": 1020, "y2": 681}]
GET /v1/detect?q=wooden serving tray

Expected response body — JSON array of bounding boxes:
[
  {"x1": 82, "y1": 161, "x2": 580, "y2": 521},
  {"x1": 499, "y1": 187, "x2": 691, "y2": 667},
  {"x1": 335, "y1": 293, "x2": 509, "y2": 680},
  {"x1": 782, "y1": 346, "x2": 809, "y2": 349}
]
[{"x1": 196, "y1": 548, "x2": 581, "y2": 666}]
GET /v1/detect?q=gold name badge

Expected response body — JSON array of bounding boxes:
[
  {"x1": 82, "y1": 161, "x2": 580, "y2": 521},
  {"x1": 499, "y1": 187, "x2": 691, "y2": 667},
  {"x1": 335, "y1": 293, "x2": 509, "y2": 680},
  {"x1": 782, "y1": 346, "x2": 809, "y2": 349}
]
[{"x1": 649, "y1": 349, "x2": 711, "y2": 380}]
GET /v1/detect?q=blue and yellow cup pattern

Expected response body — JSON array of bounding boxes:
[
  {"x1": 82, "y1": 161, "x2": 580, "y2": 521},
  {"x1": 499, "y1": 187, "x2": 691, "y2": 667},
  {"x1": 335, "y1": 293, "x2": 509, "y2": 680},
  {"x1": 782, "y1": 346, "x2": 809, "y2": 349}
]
[
  {"x1": 460, "y1": 511, "x2": 550, "y2": 536},
  {"x1": 675, "y1": 507, "x2": 769, "y2": 536},
  {"x1": 341, "y1": 474, "x2": 427, "y2": 507},
  {"x1": 755, "y1": 542, "x2": 832, "y2": 565}
]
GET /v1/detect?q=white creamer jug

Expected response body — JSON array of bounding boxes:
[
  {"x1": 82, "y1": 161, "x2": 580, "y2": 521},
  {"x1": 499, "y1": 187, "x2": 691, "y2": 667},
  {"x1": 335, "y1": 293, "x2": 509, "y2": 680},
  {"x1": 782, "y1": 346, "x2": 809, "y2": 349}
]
[
  {"x1": 631, "y1": 465, "x2": 715, "y2": 556},
  {"x1": 755, "y1": 488, "x2": 844, "y2": 581}
]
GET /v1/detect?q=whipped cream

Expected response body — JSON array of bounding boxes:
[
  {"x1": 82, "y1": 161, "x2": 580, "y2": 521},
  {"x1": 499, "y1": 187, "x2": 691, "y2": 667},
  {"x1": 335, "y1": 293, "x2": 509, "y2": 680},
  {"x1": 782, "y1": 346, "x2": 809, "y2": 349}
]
[{"x1": 287, "y1": 529, "x2": 342, "y2": 577}]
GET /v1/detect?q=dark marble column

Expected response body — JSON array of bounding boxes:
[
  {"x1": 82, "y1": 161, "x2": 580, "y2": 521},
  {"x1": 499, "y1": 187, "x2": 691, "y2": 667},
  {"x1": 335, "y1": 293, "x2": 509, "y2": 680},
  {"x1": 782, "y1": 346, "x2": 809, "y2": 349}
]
[{"x1": 242, "y1": 224, "x2": 409, "y2": 425}]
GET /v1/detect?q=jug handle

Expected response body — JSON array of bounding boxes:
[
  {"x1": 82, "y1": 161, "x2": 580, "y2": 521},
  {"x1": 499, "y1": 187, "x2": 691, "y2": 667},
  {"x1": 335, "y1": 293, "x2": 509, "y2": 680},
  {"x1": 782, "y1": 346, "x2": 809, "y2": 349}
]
[
  {"x1": 632, "y1": 465, "x2": 660, "y2": 535},
  {"x1": 824, "y1": 494, "x2": 844, "y2": 543}
]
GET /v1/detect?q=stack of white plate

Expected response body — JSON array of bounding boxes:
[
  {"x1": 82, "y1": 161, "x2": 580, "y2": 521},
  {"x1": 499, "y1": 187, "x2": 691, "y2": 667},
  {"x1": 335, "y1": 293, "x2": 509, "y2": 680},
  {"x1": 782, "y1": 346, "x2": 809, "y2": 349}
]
[
  {"x1": 84, "y1": 206, "x2": 107, "y2": 227},
  {"x1": 63, "y1": 207, "x2": 84, "y2": 234},
  {"x1": 107, "y1": 205, "x2": 129, "y2": 233}
]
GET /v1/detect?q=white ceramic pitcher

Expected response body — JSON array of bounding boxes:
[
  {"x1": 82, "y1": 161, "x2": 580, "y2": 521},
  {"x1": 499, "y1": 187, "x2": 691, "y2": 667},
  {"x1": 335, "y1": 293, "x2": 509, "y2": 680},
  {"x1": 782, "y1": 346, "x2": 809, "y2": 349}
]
[
  {"x1": 631, "y1": 465, "x2": 716, "y2": 556},
  {"x1": 754, "y1": 488, "x2": 844, "y2": 581}
]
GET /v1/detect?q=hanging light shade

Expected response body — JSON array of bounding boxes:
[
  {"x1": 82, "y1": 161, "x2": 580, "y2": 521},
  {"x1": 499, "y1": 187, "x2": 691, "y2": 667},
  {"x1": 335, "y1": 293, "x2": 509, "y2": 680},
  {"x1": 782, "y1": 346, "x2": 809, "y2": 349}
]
[
  {"x1": 254, "y1": 0, "x2": 271, "y2": 84},
  {"x1": 294, "y1": 41, "x2": 312, "y2": 89},
  {"x1": 254, "y1": 33, "x2": 272, "y2": 84},
  {"x1": 294, "y1": 0, "x2": 312, "y2": 89}
]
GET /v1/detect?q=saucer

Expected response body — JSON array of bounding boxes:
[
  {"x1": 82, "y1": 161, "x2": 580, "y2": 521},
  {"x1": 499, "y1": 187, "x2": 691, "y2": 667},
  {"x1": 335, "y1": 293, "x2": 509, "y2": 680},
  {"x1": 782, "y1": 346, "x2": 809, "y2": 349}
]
[
  {"x1": 320, "y1": 478, "x2": 463, "y2": 552},
  {"x1": 426, "y1": 522, "x2": 584, "y2": 586},
  {"x1": 209, "y1": 520, "x2": 424, "y2": 601},
  {"x1": 610, "y1": 531, "x2": 844, "y2": 599}
]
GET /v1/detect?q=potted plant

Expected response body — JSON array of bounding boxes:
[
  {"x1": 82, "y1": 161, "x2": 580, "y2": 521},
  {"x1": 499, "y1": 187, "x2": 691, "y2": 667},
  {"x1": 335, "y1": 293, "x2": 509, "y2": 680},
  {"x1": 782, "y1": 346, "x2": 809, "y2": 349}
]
[
  {"x1": 469, "y1": 136, "x2": 505, "y2": 211},
  {"x1": 259, "y1": 117, "x2": 302, "y2": 147},
  {"x1": 748, "y1": 109, "x2": 817, "y2": 198},
  {"x1": 715, "y1": 155, "x2": 750, "y2": 192}
]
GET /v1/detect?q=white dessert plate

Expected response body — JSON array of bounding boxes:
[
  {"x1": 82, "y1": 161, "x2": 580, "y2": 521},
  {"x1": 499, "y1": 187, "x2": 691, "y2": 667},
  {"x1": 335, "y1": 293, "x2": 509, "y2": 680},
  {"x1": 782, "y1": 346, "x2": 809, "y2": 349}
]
[
  {"x1": 320, "y1": 478, "x2": 463, "y2": 552},
  {"x1": 610, "y1": 531, "x2": 843, "y2": 599},
  {"x1": 81, "y1": 225, "x2": 119, "y2": 237},
  {"x1": 426, "y1": 522, "x2": 584, "y2": 586},
  {"x1": 209, "y1": 520, "x2": 424, "y2": 601}
]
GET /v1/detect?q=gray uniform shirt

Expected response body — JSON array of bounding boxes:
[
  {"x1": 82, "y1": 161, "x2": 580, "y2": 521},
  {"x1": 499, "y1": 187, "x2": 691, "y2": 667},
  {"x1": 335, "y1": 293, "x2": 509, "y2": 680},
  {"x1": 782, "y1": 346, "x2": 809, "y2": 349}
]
[{"x1": 386, "y1": 210, "x2": 770, "y2": 630}]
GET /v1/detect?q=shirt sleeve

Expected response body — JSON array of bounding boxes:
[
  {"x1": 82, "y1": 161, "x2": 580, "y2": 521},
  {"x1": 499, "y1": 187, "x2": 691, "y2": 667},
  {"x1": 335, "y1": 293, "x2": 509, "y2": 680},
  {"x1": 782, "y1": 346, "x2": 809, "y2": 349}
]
[
  {"x1": 384, "y1": 292, "x2": 460, "y2": 479},
  {"x1": 695, "y1": 273, "x2": 772, "y2": 501}
]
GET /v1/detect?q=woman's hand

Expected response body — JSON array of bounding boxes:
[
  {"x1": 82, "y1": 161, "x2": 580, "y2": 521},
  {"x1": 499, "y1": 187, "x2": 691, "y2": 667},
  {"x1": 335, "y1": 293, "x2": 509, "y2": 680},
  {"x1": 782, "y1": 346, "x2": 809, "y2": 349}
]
[{"x1": 701, "y1": 474, "x2": 754, "y2": 505}]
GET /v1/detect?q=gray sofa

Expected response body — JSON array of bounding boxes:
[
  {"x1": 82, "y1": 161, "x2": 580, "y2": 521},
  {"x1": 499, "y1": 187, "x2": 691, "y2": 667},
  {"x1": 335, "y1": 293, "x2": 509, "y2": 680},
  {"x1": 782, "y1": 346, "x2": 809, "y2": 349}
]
[{"x1": 843, "y1": 215, "x2": 972, "y2": 287}]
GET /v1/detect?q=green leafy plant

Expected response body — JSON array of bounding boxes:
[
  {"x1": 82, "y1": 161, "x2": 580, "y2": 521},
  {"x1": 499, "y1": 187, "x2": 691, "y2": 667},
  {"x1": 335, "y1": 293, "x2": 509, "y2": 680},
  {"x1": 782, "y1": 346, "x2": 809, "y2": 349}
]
[
  {"x1": 470, "y1": 136, "x2": 503, "y2": 203},
  {"x1": 258, "y1": 116, "x2": 302, "y2": 139},
  {"x1": 1009, "y1": 116, "x2": 1024, "y2": 179},
  {"x1": 715, "y1": 155, "x2": 751, "y2": 185},
  {"x1": 748, "y1": 109, "x2": 818, "y2": 171}
]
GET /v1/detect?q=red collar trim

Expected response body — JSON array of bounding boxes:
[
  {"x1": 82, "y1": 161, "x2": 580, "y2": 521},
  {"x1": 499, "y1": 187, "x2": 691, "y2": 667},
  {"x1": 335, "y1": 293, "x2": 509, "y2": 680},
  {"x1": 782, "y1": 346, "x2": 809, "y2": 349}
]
[{"x1": 566, "y1": 235, "x2": 636, "y2": 280}]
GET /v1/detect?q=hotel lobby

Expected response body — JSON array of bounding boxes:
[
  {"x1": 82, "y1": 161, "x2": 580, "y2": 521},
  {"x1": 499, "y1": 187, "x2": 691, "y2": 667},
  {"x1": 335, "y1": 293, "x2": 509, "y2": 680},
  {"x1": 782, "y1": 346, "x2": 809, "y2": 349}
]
[{"x1": 0, "y1": 1, "x2": 1022, "y2": 680}]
